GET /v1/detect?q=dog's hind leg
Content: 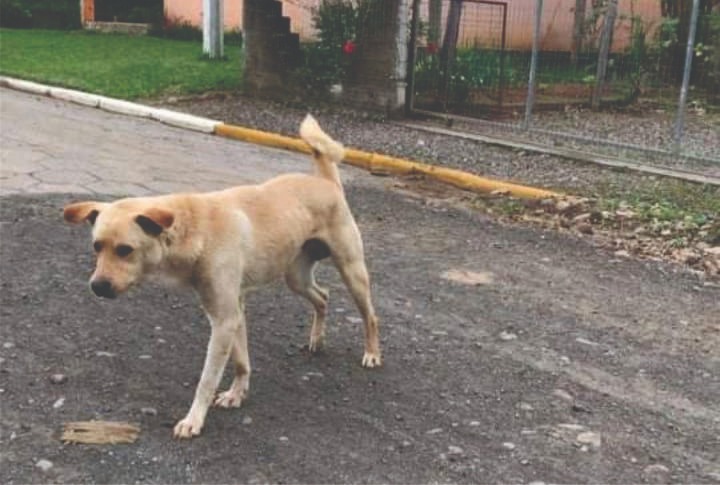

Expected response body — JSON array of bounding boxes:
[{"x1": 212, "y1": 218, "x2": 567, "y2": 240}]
[
  {"x1": 330, "y1": 223, "x2": 381, "y2": 368},
  {"x1": 214, "y1": 298, "x2": 251, "y2": 408},
  {"x1": 285, "y1": 251, "x2": 329, "y2": 352}
]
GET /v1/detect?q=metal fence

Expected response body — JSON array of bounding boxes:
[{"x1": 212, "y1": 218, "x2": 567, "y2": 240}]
[
  {"x1": 277, "y1": 1, "x2": 718, "y2": 173},
  {"x1": 407, "y1": 0, "x2": 720, "y2": 173}
]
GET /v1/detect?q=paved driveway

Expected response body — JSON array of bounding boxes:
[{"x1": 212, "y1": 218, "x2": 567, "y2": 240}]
[{"x1": 1, "y1": 88, "x2": 719, "y2": 484}]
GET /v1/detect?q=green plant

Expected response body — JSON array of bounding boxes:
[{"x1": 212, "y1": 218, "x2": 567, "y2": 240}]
[
  {"x1": 149, "y1": 16, "x2": 202, "y2": 41},
  {"x1": 294, "y1": 0, "x2": 359, "y2": 92},
  {"x1": 0, "y1": 0, "x2": 80, "y2": 29}
]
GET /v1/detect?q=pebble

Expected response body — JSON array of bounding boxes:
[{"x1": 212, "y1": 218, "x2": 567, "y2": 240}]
[
  {"x1": 242, "y1": 416, "x2": 253, "y2": 425},
  {"x1": 279, "y1": 436, "x2": 289, "y2": 442},
  {"x1": 447, "y1": 445, "x2": 463, "y2": 455},
  {"x1": 552, "y1": 389, "x2": 574, "y2": 402},
  {"x1": 49, "y1": 373, "x2": 67, "y2": 385},
  {"x1": 575, "y1": 337, "x2": 599, "y2": 346},
  {"x1": 426, "y1": 427, "x2": 443, "y2": 435},
  {"x1": 35, "y1": 459, "x2": 53, "y2": 472},
  {"x1": 345, "y1": 316, "x2": 363, "y2": 324},
  {"x1": 502, "y1": 442, "x2": 516, "y2": 450},
  {"x1": 519, "y1": 402, "x2": 534, "y2": 411},
  {"x1": 96, "y1": 351, "x2": 116, "y2": 357},
  {"x1": 468, "y1": 421, "x2": 481, "y2": 427},
  {"x1": 643, "y1": 464, "x2": 670, "y2": 475},
  {"x1": 3, "y1": 342, "x2": 15, "y2": 349},
  {"x1": 558, "y1": 423, "x2": 585, "y2": 431},
  {"x1": 52, "y1": 397, "x2": 65, "y2": 409},
  {"x1": 138, "y1": 354, "x2": 152, "y2": 360},
  {"x1": 499, "y1": 331, "x2": 518, "y2": 341},
  {"x1": 141, "y1": 407, "x2": 157, "y2": 416},
  {"x1": 576, "y1": 431, "x2": 601, "y2": 448}
]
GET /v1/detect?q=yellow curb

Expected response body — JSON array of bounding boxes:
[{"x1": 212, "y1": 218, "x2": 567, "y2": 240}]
[{"x1": 215, "y1": 123, "x2": 561, "y2": 200}]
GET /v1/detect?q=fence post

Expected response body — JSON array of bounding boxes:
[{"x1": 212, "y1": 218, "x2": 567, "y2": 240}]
[
  {"x1": 673, "y1": 0, "x2": 701, "y2": 152},
  {"x1": 406, "y1": 0, "x2": 422, "y2": 116},
  {"x1": 523, "y1": 0, "x2": 543, "y2": 130},
  {"x1": 203, "y1": 0, "x2": 224, "y2": 59},
  {"x1": 591, "y1": 0, "x2": 618, "y2": 110}
]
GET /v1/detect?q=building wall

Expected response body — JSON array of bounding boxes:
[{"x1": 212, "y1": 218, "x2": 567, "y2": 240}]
[
  {"x1": 165, "y1": 0, "x2": 663, "y2": 52},
  {"x1": 164, "y1": 0, "x2": 319, "y2": 39},
  {"x1": 164, "y1": 0, "x2": 243, "y2": 31},
  {"x1": 421, "y1": 0, "x2": 662, "y2": 53}
]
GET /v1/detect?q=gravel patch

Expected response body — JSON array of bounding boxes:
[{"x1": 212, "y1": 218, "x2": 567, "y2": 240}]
[{"x1": 157, "y1": 92, "x2": 720, "y2": 191}]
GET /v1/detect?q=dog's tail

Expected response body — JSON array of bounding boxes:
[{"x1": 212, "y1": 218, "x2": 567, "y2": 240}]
[{"x1": 299, "y1": 114, "x2": 345, "y2": 188}]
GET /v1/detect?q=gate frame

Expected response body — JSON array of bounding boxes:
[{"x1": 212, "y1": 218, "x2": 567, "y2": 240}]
[{"x1": 407, "y1": 0, "x2": 508, "y2": 116}]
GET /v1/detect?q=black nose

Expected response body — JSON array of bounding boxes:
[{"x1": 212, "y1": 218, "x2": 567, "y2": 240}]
[{"x1": 91, "y1": 279, "x2": 116, "y2": 299}]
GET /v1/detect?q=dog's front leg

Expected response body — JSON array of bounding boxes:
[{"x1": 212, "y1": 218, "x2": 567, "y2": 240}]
[{"x1": 174, "y1": 295, "x2": 241, "y2": 439}]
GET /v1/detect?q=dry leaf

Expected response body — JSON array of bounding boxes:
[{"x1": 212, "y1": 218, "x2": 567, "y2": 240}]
[
  {"x1": 62, "y1": 421, "x2": 140, "y2": 445},
  {"x1": 441, "y1": 269, "x2": 494, "y2": 286}
]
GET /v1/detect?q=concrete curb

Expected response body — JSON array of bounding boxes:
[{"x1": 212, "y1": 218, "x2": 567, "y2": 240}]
[
  {"x1": 0, "y1": 76, "x2": 221, "y2": 134},
  {"x1": 214, "y1": 123, "x2": 560, "y2": 199},
  {"x1": 1, "y1": 76, "x2": 561, "y2": 199}
]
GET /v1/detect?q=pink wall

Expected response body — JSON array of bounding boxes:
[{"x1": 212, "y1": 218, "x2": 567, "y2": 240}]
[
  {"x1": 424, "y1": 0, "x2": 662, "y2": 52},
  {"x1": 164, "y1": 0, "x2": 663, "y2": 51},
  {"x1": 163, "y1": 0, "x2": 319, "y2": 39},
  {"x1": 164, "y1": 0, "x2": 243, "y2": 32}
]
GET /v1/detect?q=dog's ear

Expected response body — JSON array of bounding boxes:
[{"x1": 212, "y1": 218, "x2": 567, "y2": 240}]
[
  {"x1": 135, "y1": 207, "x2": 174, "y2": 237},
  {"x1": 64, "y1": 201, "x2": 105, "y2": 225}
]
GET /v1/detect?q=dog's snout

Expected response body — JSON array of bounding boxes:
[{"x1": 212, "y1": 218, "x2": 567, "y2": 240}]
[{"x1": 90, "y1": 279, "x2": 116, "y2": 299}]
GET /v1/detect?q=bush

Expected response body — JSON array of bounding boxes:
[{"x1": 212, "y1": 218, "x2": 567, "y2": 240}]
[
  {"x1": 293, "y1": 0, "x2": 358, "y2": 92},
  {"x1": 0, "y1": 0, "x2": 80, "y2": 29},
  {"x1": 94, "y1": 0, "x2": 163, "y2": 24},
  {"x1": 148, "y1": 16, "x2": 243, "y2": 47}
]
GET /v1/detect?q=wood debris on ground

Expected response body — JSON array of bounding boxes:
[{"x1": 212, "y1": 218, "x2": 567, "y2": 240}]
[{"x1": 61, "y1": 421, "x2": 140, "y2": 444}]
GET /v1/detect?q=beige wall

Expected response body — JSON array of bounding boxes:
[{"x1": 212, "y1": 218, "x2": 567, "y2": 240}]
[
  {"x1": 164, "y1": 0, "x2": 319, "y2": 39},
  {"x1": 424, "y1": 0, "x2": 662, "y2": 52},
  {"x1": 164, "y1": 0, "x2": 663, "y2": 51},
  {"x1": 164, "y1": 0, "x2": 243, "y2": 31}
]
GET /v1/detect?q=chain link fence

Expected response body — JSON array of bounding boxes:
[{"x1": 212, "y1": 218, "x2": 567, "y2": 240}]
[
  {"x1": 267, "y1": 1, "x2": 718, "y2": 175},
  {"x1": 408, "y1": 0, "x2": 720, "y2": 176}
]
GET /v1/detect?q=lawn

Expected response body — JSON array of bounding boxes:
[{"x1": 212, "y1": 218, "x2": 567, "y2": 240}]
[{"x1": 0, "y1": 29, "x2": 242, "y2": 99}]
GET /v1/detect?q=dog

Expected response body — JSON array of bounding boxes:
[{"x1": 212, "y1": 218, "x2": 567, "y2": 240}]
[{"x1": 63, "y1": 115, "x2": 381, "y2": 439}]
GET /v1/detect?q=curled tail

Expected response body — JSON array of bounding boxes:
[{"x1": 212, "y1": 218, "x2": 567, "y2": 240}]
[{"x1": 299, "y1": 114, "x2": 345, "y2": 188}]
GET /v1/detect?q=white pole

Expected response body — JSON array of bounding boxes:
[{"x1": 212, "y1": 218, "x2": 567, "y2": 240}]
[{"x1": 203, "y1": 0, "x2": 224, "y2": 59}]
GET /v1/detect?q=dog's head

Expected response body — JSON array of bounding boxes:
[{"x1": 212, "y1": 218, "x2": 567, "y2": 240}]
[{"x1": 64, "y1": 200, "x2": 174, "y2": 299}]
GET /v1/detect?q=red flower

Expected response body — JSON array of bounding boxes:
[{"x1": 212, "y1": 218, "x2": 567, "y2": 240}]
[
  {"x1": 342, "y1": 40, "x2": 356, "y2": 55},
  {"x1": 426, "y1": 42, "x2": 439, "y2": 55}
]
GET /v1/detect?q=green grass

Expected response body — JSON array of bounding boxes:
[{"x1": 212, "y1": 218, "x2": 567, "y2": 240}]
[{"x1": 0, "y1": 29, "x2": 242, "y2": 99}]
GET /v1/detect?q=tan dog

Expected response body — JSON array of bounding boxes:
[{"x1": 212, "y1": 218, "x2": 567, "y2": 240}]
[{"x1": 63, "y1": 115, "x2": 381, "y2": 439}]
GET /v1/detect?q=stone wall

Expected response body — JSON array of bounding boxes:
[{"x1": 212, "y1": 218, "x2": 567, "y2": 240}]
[
  {"x1": 243, "y1": 0, "x2": 301, "y2": 96},
  {"x1": 343, "y1": 0, "x2": 409, "y2": 114}
]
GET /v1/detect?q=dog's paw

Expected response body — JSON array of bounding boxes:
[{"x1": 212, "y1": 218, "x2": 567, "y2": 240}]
[
  {"x1": 173, "y1": 416, "x2": 203, "y2": 439},
  {"x1": 308, "y1": 333, "x2": 325, "y2": 353},
  {"x1": 214, "y1": 389, "x2": 246, "y2": 408},
  {"x1": 361, "y1": 351, "x2": 382, "y2": 368}
]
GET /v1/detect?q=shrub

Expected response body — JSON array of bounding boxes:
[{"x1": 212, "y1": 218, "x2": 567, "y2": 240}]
[{"x1": 0, "y1": 0, "x2": 80, "y2": 29}]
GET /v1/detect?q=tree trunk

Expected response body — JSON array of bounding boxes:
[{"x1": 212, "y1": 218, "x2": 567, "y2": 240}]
[
  {"x1": 439, "y1": 0, "x2": 462, "y2": 106},
  {"x1": 570, "y1": 0, "x2": 586, "y2": 66},
  {"x1": 428, "y1": 0, "x2": 442, "y2": 44},
  {"x1": 591, "y1": 0, "x2": 617, "y2": 109}
]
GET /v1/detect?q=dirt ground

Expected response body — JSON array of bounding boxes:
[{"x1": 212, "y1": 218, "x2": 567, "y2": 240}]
[{"x1": 1, "y1": 185, "x2": 718, "y2": 484}]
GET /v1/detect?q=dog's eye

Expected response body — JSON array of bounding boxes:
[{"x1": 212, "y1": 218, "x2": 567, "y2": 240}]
[
  {"x1": 116, "y1": 245, "x2": 134, "y2": 257},
  {"x1": 93, "y1": 241, "x2": 103, "y2": 253}
]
